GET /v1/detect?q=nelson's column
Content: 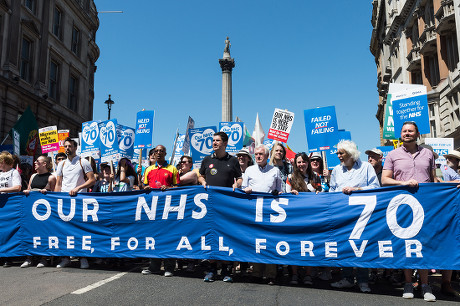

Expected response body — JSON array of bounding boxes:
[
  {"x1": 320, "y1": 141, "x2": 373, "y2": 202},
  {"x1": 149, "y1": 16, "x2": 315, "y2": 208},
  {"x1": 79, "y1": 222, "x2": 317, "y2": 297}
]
[{"x1": 219, "y1": 37, "x2": 235, "y2": 122}]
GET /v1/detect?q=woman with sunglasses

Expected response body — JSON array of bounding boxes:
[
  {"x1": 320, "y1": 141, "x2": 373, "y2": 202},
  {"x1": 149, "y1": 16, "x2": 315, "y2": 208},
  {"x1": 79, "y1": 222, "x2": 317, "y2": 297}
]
[{"x1": 178, "y1": 156, "x2": 199, "y2": 186}]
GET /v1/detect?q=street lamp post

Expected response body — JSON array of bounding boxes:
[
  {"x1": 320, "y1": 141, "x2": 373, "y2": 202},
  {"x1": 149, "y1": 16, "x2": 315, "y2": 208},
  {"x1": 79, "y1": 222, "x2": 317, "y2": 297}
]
[{"x1": 104, "y1": 94, "x2": 114, "y2": 120}]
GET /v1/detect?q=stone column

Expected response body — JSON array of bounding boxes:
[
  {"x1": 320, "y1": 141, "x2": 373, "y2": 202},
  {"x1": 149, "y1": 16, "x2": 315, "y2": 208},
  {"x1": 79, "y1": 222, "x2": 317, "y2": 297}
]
[{"x1": 219, "y1": 37, "x2": 235, "y2": 122}]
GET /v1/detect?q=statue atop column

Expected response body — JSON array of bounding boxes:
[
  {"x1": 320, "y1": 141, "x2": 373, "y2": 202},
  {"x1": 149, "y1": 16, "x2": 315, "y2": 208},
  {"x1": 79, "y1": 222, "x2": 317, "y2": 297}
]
[{"x1": 223, "y1": 36, "x2": 231, "y2": 59}]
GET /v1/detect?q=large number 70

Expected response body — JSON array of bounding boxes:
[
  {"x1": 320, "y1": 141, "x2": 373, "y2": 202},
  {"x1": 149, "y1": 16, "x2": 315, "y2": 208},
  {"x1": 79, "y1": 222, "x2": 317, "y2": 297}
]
[{"x1": 349, "y1": 194, "x2": 425, "y2": 240}]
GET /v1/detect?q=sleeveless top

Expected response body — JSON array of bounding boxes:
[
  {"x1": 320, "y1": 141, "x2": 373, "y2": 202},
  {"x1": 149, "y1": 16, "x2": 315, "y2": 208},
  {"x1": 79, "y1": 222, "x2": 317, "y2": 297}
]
[{"x1": 30, "y1": 172, "x2": 52, "y2": 189}]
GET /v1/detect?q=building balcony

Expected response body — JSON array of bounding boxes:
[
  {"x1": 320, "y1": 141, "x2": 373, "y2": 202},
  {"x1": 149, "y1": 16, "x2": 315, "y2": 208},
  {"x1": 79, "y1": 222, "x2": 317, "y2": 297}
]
[
  {"x1": 419, "y1": 25, "x2": 437, "y2": 54},
  {"x1": 383, "y1": 65, "x2": 392, "y2": 81},
  {"x1": 407, "y1": 47, "x2": 421, "y2": 71},
  {"x1": 436, "y1": 0, "x2": 455, "y2": 34}
]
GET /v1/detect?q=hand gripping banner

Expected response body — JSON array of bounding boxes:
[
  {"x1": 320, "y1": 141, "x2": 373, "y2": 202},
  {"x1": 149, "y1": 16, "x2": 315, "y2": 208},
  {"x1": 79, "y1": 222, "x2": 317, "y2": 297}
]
[{"x1": 0, "y1": 184, "x2": 459, "y2": 270}]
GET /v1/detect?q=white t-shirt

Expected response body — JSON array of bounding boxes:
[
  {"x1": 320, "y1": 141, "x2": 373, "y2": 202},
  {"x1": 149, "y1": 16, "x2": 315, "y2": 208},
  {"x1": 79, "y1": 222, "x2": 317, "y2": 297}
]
[
  {"x1": 113, "y1": 175, "x2": 135, "y2": 192},
  {"x1": 56, "y1": 156, "x2": 93, "y2": 192},
  {"x1": 0, "y1": 168, "x2": 21, "y2": 192}
]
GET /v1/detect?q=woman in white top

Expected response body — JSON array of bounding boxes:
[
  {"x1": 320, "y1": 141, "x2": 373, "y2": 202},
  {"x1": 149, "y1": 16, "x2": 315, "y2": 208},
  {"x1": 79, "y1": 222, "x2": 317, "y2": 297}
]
[
  {"x1": 0, "y1": 152, "x2": 22, "y2": 268},
  {"x1": 110, "y1": 158, "x2": 138, "y2": 192}
]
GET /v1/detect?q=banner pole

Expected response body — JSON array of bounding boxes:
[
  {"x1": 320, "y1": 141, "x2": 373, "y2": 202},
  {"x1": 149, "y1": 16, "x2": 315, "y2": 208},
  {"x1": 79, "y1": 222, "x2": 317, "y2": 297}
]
[
  {"x1": 51, "y1": 151, "x2": 56, "y2": 173},
  {"x1": 170, "y1": 128, "x2": 179, "y2": 165},
  {"x1": 321, "y1": 151, "x2": 329, "y2": 183},
  {"x1": 0, "y1": 133, "x2": 10, "y2": 145}
]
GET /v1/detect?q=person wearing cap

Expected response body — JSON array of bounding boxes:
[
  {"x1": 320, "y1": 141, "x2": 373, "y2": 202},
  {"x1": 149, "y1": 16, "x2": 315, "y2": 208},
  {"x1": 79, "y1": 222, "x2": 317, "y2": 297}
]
[
  {"x1": 381, "y1": 121, "x2": 438, "y2": 302},
  {"x1": 441, "y1": 150, "x2": 460, "y2": 182},
  {"x1": 365, "y1": 148, "x2": 383, "y2": 185},
  {"x1": 310, "y1": 152, "x2": 330, "y2": 192},
  {"x1": 236, "y1": 147, "x2": 253, "y2": 173},
  {"x1": 437, "y1": 150, "x2": 460, "y2": 297}
]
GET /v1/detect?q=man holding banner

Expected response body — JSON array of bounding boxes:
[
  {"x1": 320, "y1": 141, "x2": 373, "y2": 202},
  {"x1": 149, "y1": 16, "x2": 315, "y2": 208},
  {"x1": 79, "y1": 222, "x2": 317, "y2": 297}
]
[
  {"x1": 54, "y1": 137, "x2": 96, "y2": 269},
  {"x1": 198, "y1": 131, "x2": 242, "y2": 282},
  {"x1": 382, "y1": 121, "x2": 437, "y2": 301},
  {"x1": 141, "y1": 144, "x2": 179, "y2": 277}
]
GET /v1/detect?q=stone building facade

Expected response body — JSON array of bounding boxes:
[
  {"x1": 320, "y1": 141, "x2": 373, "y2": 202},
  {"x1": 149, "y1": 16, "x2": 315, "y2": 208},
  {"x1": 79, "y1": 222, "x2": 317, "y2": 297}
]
[
  {"x1": 370, "y1": 0, "x2": 460, "y2": 149},
  {"x1": 0, "y1": 0, "x2": 99, "y2": 141}
]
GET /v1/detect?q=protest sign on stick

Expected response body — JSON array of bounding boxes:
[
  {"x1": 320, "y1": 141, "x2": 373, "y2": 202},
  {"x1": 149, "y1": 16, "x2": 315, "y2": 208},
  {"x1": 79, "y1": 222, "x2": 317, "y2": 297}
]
[
  {"x1": 424, "y1": 138, "x2": 454, "y2": 165},
  {"x1": 117, "y1": 125, "x2": 135, "y2": 160},
  {"x1": 190, "y1": 126, "x2": 217, "y2": 169},
  {"x1": 267, "y1": 108, "x2": 295, "y2": 143},
  {"x1": 219, "y1": 122, "x2": 244, "y2": 155},
  {"x1": 39, "y1": 126, "x2": 59, "y2": 154},
  {"x1": 99, "y1": 119, "x2": 120, "y2": 164},
  {"x1": 57, "y1": 130, "x2": 69, "y2": 153},
  {"x1": 134, "y1": 110, "x2": 154, "y2": 150},
  {"x1": 81, "y1": 121, "x2": 101, "y2": 158},
  {"x1": 304, "y1": 106, "x2": 339, "y2": 152},
  {"x1": 392, "y1": 86, "x2": 430, "y2": 138}
]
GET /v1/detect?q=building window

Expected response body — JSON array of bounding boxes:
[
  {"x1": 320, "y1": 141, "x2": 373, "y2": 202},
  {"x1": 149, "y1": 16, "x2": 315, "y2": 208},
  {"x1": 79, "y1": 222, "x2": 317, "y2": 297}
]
[
  {"x1": 425, "y1": 55, "x2": 440, "y2": 87},
  {"x1": 430, "y1": 120, "x2": 437, "y2": 137},
  {"x1": 445, "y1": 33, "x2": 459, "y2": 72},
  {"x1": 71, "y1": 26, "x2": 80, "y2": 55},
  {"x1": 68, "y1": 75, "x2": 78, "y2": 111},
  {"x1": 20, "y1": 37, "x2": 32, "y2": 82},
  {"x1": 52, "y1": 7, "x2": 62, "y2": 39},
  {"x1": 429, "y1": 104, "x2": 435, "y2": 117},
  {"x1": 411, "y1": 70, "x2": 423, "y2": 84},
  {"x1": 49, "y1": 61, "x2": 59, "y2": 100},
  {"x1": 24, "y1": 0, "x2": 36, "y2": 14}
]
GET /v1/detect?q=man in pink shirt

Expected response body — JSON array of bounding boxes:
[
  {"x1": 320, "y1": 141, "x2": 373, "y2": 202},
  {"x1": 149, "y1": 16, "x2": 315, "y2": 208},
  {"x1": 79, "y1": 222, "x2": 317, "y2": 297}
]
[{"x1": 382, "y1": 121, "x2": 438, "y2": 302}]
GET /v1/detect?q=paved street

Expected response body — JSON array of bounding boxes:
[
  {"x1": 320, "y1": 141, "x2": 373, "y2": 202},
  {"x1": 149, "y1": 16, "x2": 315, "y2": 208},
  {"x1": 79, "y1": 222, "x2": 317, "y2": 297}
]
[{"x1": 1, "y1": 259, "x2": 459, "y2": 305}]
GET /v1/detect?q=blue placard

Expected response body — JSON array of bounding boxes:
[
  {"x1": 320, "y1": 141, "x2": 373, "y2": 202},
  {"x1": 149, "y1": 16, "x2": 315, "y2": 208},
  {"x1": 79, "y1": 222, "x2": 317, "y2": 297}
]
[
  {"x1": 392, "y1": 91, "x2": 430, "y2": 138},
  {"x1": 376, "y1": 146, "x2": 394, "y2": 164},
  {"x1": 1, "y1": 184, "x2": 459, "y2": 270},
  {"x1": 99, "y1": 119, "x2": 119, "y2": 164},
  {"x1": 189, "y1": 126, "x2": 217, "y2": 168},
  {"x1": 219, "y1": 122, "x2": 244, "y2": 154},
  {"x1": 304, "y1": 106, "x2": 339, "y2": 152},
  {"x1": 134, "y1": 110, "x2": 155, "y2": 150},
  {"x1": 117, "y1": 125, "x2": 135, "y2": 160},
  {"x1": 325, "y1": 130, "x2": 351, "y2": 169},
  {"x1": 81, "y1": 121, "x2": 101, "y2": 158}
]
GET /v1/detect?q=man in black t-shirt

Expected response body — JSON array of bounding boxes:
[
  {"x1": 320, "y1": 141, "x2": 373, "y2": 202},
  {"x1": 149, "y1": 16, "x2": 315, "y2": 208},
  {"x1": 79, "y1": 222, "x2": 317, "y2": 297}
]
[
  {"x1": 198, "y1": 132, "x2": 242, "y2": 189},
  {"x1": 198, "y1": 132, "x2": 242, "y2": 283}
]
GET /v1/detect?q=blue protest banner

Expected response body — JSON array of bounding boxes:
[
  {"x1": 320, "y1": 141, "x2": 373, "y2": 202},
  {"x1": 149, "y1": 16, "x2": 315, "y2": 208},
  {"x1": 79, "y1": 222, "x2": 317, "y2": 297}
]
[
  {"x1": 304, "y1": 106, "x2": 339, "y2": 152},
  {"x1": 171, "y1": 134, "x2": 185, "y2": 166},
  {"x1": 325, "y1": 130, "x2": 351, "y2": 169},
  {"x1": 189, "y1": 126, "x2": 217, "y2": 168},
  {"x1": 1, "y1": 184, "x2": 459, "y2": 270},
  {"x1": 134, "y1": 110, "x2": 154, "y2": 150},
  {"x1": 182, "y1": 116, "x2": 195, "y2": 155},
  {"x1": 392, "y1": 87, "x2": 430, "y2": 138},
  {"x1": 376, "y1": 146, "x2": 394, "y2": 164},
  {"x1": 99, "y1": 119, "x2": 119, "y2": 164},
  {"x1": 219, "y1": 122, "x2": 244, "y2": 154},
  {"x1": 81, "y1": 121, "x2": 101, "y2": 158},
  {"x1": 117, "y1": 125, "x2": 135, "y2": 160}
]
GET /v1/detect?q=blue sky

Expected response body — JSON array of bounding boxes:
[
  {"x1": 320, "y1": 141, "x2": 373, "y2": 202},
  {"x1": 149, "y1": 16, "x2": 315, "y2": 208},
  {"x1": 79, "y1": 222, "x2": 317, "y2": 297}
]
[{"x1": 93, "y1": 1, "x2": 380, "y2": 159}]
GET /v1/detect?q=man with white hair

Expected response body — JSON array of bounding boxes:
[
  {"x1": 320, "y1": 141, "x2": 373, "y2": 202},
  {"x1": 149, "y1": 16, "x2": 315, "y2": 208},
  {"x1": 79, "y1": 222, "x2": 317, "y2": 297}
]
[
  {"x1": 330, "y1": 140, "x2": 379, "y2": 293},
  {"x1": 242, "y1": 145, "x2": 282, "y2": 195},
  {"x1": 242, "y1": 144, "x2": 282, "y2": 285}
]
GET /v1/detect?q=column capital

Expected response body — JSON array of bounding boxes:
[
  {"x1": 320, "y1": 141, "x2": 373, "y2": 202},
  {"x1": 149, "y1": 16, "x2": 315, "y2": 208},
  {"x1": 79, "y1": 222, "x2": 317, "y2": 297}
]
[{"x1": 219, "y1": 58, "x2": 235, "y2": 72}]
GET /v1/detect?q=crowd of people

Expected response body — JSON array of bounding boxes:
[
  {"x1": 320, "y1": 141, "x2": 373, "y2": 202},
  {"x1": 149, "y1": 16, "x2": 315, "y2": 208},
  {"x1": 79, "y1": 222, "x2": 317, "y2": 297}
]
[{"x1": 0, "y1": 122, "x2": 459, "y2": 301}]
